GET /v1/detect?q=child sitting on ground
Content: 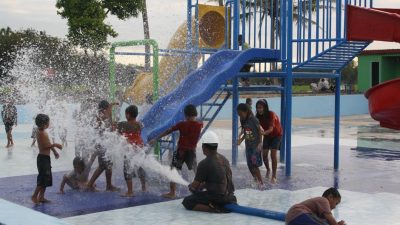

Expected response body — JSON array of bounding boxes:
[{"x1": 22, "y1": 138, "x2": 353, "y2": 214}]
[
  {"x1": 59, "y1": 155, "x2": 96, "y2": 193},
  {"x1": 86, "y1": 100, "x2": 119, "y2": 192},
  {"x1": 150, "y1": 104, "x2": 203, "y2": 199},
  {"x1": 31, "y1": 114, "x2": 63, "y2": 204},
  {"x1": 237, "y1": 103, "x2": 264, "y2": 186},
  {"x1": 286, "y1": 187, "x2": 346, "y2": 225},
  {"x1": 117, "y1": 105, "x2": 146, "y2": 197}
]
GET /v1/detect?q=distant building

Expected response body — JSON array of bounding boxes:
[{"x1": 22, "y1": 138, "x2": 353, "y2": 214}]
[{"x1": 357, "y1": 49, "x2": 400, "y2": 92}]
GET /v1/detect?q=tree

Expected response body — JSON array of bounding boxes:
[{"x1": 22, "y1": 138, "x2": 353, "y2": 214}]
[
  {"x1": 141, "y1": 0, "x2": 151, "y2": 71},
  {"x1": 341, "y1": 60, "x2": 357, "y2": 85},
  {"x1": 56, "y1": 0, "x2": 143, "y2": 53}
]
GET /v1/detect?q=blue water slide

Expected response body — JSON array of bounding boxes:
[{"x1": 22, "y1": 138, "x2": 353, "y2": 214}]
[{"x1": 140, "y1": 48, "x2": 280, "y2": 142}]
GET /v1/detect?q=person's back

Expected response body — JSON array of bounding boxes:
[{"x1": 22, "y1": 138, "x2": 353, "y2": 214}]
[
  {"x1": 197, "y1": 153, "x2": 234, "y2": 196},
  {"x1": 118, "y1": 121, "x2": 143, "y2": 147},
  {"x1": 151, "y1": 104, "x2": 203, "y2": 199},
  {"x1": 175, "y1": 120, "x2": 203, "y2": 150}
]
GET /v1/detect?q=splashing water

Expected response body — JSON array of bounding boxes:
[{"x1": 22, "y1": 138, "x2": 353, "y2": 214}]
[{"x1": 8, "y1": 47, "x2": 190, "y2": 187}]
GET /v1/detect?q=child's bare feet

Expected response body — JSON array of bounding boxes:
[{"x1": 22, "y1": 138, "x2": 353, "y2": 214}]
[
  {"x1": 85, "y1": 185, "x2": 99, "y2": 192},
  {"x1": 106, "y1": 185, "x2": 120, "y2": 192},
  {"x1": 120, "y1": 192, "x2": 135, "y2": 198},
  {"x1": 271, "y1": 177, "x2": 277, "y2": 184},
  {"x1": 31, "y1": 196, "x2": 39, "y2": 204},
  {"x1": 161, "y1": 192, "x2": 176, "y2": 199},
  {"x1": 39, "y1": 198, "x2": 52, "y2": 203}
]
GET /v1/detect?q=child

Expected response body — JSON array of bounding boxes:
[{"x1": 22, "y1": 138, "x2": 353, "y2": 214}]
[
  {"x1": 86, "y1": 100, "x2": 119, "y2": 192},
  {"x1": 31, "y1": 117, "x2": 38, "y2": 147},
  {"x1": 31, "y1": 114, "x2": 63, "y2": 204},
  {"x1": 59, "y1": 155, "x2": 96, "y2": 193},
  {"x1": 286, "y1": 187, "x2": 346, "y2": 225},
  {"x1": 255, "y1": 99, "x2": 283, "y2": 184},
  {"x1": 150, "y1": 104, "x2": 203, "y2": 199},
  {"x1": 117, "y1": 105, "x2": 146, "y2": 197},
  {"x1": 245, "y1": 98, "x2": 252, "y2": 109},
  {"x1": 58, "y1": 126, "x2": 68, "y2": 148},
  {"x1": 1, "y1": 101, "x2": 17, "y2": 148},
  {"x1": 237, "y1": 103, "x2": 263, "y2": 186}
]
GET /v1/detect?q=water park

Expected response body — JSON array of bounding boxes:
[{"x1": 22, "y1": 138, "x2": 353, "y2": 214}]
[{"x1": 0, "y1": 0, "x2": 400, "y2": 224}]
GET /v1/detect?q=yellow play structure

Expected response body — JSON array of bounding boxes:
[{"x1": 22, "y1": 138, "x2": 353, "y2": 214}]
[{"x1": 124, "y1": 4, "x2": 227, "y2": 104}]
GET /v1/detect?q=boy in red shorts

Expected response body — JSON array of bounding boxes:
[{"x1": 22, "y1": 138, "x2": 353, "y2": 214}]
[{"x1": 150, "y1": 104, "x2": 203, "y2": 199}]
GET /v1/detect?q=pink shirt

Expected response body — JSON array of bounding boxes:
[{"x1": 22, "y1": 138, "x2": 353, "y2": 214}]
[{"x1": 286, "y1": 197, "x2": 332, "y2": 224}]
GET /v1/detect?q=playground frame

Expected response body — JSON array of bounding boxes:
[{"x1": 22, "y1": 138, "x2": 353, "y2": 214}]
[{"x1": 109, "y1": 0, "x2": 374, "y2": 176}]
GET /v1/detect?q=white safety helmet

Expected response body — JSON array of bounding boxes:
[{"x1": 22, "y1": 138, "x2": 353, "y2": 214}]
[{"x1": 200, "y1": 130, "x2": 219, "y2": 149}]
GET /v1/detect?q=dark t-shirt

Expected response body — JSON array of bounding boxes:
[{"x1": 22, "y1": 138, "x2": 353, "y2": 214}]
[
  {"x1": 241, "y1": 115, "x2": 260, "y2": 149},
  {"x1": 194, "y1": 153, "x2": 234, "y2": 196},
  {"x1": 171, "y1": 120, "x2": 203, "y2": 151}
]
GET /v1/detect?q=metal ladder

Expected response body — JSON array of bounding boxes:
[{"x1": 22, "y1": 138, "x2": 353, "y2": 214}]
[{"x1": 294, "y1": 40, "x2": 370, "y2": 72}]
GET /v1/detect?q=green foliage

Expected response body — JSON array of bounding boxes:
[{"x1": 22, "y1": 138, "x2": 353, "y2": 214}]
[
  {"x1": 341, "y1": 60, "x2": 358, "y2": 85},
  {"x1": 0, "y1": 27, "x2": 136, "y2": 102},
  {"x1": 56, "y1": 0, "x2": 143, "y2": 52}
]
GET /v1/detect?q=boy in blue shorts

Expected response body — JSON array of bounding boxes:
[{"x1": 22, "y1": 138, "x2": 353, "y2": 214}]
[{"x1": 237, "y1": 103, "x2": 263, "y2": 186}]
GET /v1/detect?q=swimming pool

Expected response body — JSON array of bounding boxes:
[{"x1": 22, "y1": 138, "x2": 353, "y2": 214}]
[{"x1": 6, "y1": 94, "x2": 368, "y2": 125}]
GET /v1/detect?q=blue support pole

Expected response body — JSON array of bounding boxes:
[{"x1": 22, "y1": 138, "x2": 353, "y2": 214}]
[
  {"x1": 233, "y1": 0, "x2": 240, "y2": 50},
  {"x1": 280, "y1": 79, "x2": 286, "y2": 163},
  {"x1": 279, "y1": 0, "x2": 287, "y2": 163},
  {"x1": 232, "y1": 0, "x2": 240, "y2": 166},
  {"x1": 336, "y1": 0, "x2": 342, "y2": 42},
  {"x1": 241, "y1": 0, "x2": 246, "y2": 49},
  {"x1": 285, "y1": 0, "x2": 294, "y2": 177},
  {"x1": 232, "y1": 77, "x2": 239, "y2": 166},
  {"x1": 334, "y1": 75, "x2": 341, "y2": 170}
]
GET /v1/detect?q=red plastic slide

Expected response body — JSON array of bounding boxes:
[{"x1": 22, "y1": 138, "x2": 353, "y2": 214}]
[
  {"x1": 347, "y1": 5, "x2": 400, "y2": 43},
  {"x1": 365, "y1": 78, "x2": 400, "y2": 130}
]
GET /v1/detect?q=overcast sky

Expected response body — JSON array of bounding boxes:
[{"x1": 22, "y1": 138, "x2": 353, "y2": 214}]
[{"x1": 1, "y1": 0, "x2": 399, "y2": 50}]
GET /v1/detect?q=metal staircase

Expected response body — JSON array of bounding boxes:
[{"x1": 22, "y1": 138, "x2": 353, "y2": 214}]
[
  {"x1": 199, "y1": 87, "x2": 232, "y2": 137},
  {"x1": 294, "y1": 41, "x2": 370, "y2": 72}
]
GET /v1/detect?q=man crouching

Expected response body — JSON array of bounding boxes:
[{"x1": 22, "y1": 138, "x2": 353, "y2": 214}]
[{"x1": 182, "y1": 137, "x2": 237, "y2": 213}]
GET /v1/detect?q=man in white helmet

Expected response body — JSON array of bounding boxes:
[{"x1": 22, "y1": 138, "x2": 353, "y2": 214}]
[{"x1": 182, "y1": 132, "x2": 237, "y2": 213}]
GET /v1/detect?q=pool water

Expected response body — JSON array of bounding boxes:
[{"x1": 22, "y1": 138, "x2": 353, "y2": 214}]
[{"x1": 0, "y1": 115, "x2": 399, "y2": 225}]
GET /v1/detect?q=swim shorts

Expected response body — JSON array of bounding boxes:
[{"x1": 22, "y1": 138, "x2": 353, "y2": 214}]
[
  {"x1": 37, "y1": 154, "x2": 52, "y2": 187},
  {"x1": 171, "y1": 149, "x2": 197, "y2": 171},
  {"x1": 245, "y1": 147, "x2": 263, "y2": 169},
  {"x1": 263, "y1": 136, "x2": 281, "y2": 150}
]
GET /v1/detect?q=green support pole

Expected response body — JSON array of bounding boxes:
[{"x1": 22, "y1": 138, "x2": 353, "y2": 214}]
[{"x1": 109, "y1": 39, "x2": 160, "y2": 157}]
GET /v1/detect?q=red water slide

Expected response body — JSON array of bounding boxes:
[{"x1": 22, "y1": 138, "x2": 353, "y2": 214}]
[
  {"x1": 347, "y1": 5, "x2": 400, "y2": 43},
  {"x1": 365, "y1": 78, "x2": 400, "y2": 130},
  {"x1": 347, "y1": 5, "x2": 400, "y2": 130}
]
